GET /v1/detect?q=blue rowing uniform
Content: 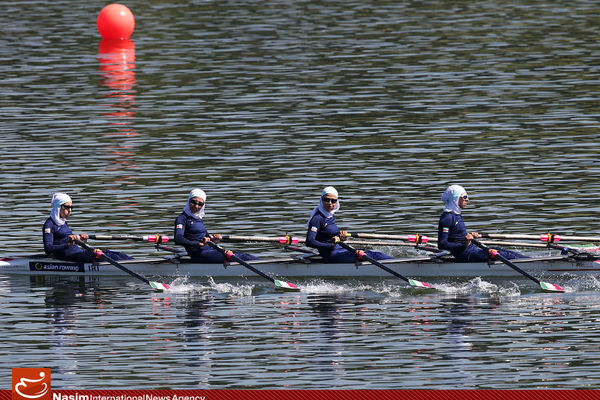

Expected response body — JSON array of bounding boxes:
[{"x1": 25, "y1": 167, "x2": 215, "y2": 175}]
[
  {"x1": 43, "y1": 217, "x2": 132, "y2": 262},
  {"x1": 437, "y1": 211, "x2": 524, "y2": 262},
  {"x1": 306, "y1": 209, "x2": 392, "y2": 263},
  {"x1": 174, "y1": 212, "x2": 258, "y2": 263}
]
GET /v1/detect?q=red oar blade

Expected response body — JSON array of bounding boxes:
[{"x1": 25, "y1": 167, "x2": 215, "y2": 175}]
[
  {"x1": 408, "y1": 279, "x2": 435, "y2": 289},
  {"x1": 274, "y1": 279, "x2": 301, "y2": 292},
  {"x1": 539, "y1": 282, "x2": 564, "y2": 293},
  {"x1": 149, "y1": 281, "x2": 171, "y2": 292}
]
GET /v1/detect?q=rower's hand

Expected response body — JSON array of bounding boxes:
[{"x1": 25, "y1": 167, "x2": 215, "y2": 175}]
[
  {"x1": 339, "y1": 230, "x2": 348, "y2": 241},
  {"x1": 210, "y1": 234, "x2": 222, "y2": 243},
  {"x1": 332, "y1": 236, "x2": 341, "y2": 245},
  {"x1": 199, "y1": 237, "x2": 211, "y2": 247},
  {"x1": 80, "y1": 233, "x2": 89, "y2": 242},
  {"x1": 68, "y1": 234, "x2": 80, "y2": 246},
  {"x1": 470, "y1": 232, "x2": 480, "y2": 238},
  {"x1": 465, "y1": 233, "x2": 474, "y2": 246}
]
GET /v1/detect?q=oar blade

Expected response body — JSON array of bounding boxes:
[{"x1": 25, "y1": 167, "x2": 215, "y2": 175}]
[
  {"x1": 408, "y1": 279, "x2": 435, "y2": 289},
  {"x1": 539, "y1": 282, "x2": 565, "y2": 293},
  {"x1": 274, "y1": 279, "x2": 301, "y2": 292},
  {"x1": 149, "y1": 281, "x2": 171, "y2": 292}
]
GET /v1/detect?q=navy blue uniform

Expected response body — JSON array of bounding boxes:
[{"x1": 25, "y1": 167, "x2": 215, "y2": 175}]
[
  {"x1": 174, "y1": 212, "x2": 257, "y2": 263},
  {"x1": 306, "y1": 209, "x2": 392, "y2": 263},
  {"x1": 437, "y1": 212, "x2": 524, "y2": 262},
  {"x1": 43, "y1": 218, "x2": 131, "y2": 262}
]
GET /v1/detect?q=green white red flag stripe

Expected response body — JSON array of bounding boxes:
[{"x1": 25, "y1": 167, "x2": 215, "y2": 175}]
[
  {"x1": 408, "y1": 279, "x2": 433, "y2": 288},
  {"x1": 540, "y1": 282, "x2": 564, "y2": 292},
  {"x1": 274, "y1": 279, "x2": 300, "y2": 291}
]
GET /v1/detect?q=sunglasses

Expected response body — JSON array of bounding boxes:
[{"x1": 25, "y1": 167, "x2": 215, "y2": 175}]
[
  {"x1": 189, "y1": 200, "x2": 204, "y2": 207},
  {"x1": 322, "y1": 197, "x2": 338, "y2": 204},
  {"x1": 61, "y1": 205, "x2": 73, "y2": 210},
  {"x1": 461, "y1": 195, "x2": 469, "y2": 200}
]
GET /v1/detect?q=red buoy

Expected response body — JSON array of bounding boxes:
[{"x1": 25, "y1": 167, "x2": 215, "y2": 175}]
[{"x1": 97, "y1": 4, "x2": 135, "y2": 40}]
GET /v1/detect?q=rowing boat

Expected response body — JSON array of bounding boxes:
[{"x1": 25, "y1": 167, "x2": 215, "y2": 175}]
[{"x1": 1, "y1": 253, "x2": 598, "y2": 278}]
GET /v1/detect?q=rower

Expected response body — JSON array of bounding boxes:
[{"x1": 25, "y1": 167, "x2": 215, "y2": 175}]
[
  {"x1": 305, "y1": 186, "x2": 393, "y2": 263},
  {"x1": 42, "y1": 192, "x2": 132, "y2": 262},
  {"x1": 437, "y1": 185, "x2": 525, "y2": 262},
  {"x1": 173, "y1": 188, "x2": 258, "y2": 263}
]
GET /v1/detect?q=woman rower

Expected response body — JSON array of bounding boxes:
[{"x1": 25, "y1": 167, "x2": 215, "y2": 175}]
[
  {"x1": 43, "y1": 192, "x2": 132, "y2": 262},
  {"x1": 306, "y1": 186, "x2": 393, "y2": 263},
  {"x1": 438, "y1": 185, "x2": 524, "y2": 262},
  {"x1": 174, "y1": 188, "x2": 258, "y2": 263}
]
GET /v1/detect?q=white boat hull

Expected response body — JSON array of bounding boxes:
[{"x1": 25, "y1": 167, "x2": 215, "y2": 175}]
[{"x1": 0, "y1": 254, "x2": 598, "y2": 278}]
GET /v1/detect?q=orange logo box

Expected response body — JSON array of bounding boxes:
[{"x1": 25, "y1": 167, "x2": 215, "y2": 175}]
[{"x1": 12, "y1": 368, "x2": 51, "y2": 400}]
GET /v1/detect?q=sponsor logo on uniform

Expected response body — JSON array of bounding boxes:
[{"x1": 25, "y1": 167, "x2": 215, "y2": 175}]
[
  {"x1": 29, "y1": 262, "x2": 84, "y2": 273},
  {"x1": 310, "y1": 226, "x2": 318, "y2": 232}
]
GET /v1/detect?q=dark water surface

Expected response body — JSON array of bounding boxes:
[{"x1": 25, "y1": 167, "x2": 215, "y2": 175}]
[{"x1": 1, "y1": 0, "x2": 600, "y2": 389}]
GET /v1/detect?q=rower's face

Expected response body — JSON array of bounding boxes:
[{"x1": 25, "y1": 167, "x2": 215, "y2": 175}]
[
  {"x1": 458, "y1": 193, "x2": 469, "y2": 208},
  {"x1": 189, "y1": 197, "x2": 205, "y2": 213},
  {"x1": 321, "y1": 195, "x2": 338, "y2": 212},
  {"x1": 60, "y1": 202, "x2": 73, "y2": 219}
]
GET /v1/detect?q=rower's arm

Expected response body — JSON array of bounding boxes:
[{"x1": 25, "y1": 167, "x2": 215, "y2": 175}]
[{"x1": 306, "y1": 215, "x2": 335, "y2": 250}]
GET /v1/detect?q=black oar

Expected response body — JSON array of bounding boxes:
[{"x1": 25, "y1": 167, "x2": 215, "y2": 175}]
[
  {"x1": 471, "y1": 239, "x2": 564, "y2": 292},
  {"x1": 337, "y1": 241, "x2": 435, "y2": 289},
  {"x1": 206, "y1": 241, "x2": 300, "y2": 292},
  {"x1": 89, "y1": 233, "x2": 170, "y2": 243},
  {"x1": 73, "y1": 238, "x2": 170, "y2": 291}
]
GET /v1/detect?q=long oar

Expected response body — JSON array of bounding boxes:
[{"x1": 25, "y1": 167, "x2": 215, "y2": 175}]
[
  {"x1": 337, "y1": 241, "x2": 435, "y2": 289},
  {"x1": 471, "y1": 239, "x2": 564, "y2": 292},
  {"x1": 73, "y1": 239, "x2": 170, "y2": 291},
  {"x1": 222, "y1": 234, "x2": 420, "y2": 247},
  {"x1": 206, "y1": 241, "x2": 300, "y2": 292},
  {"x1": 348, "y1": 232, "x2": 436, "y2": 243},
  {"x1": 481, "y1": 232, "x2": 600, "y2": 243},
  {"x1": 221, "y1": 234, "x2": 302, "y2": 245},
  {"x1": 89, "y1": 233, "x2": 170, "y2": 243}
]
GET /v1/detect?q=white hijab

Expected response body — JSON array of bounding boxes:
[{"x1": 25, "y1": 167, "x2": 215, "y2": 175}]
[
  {"x1": 183, "y1": 188, "x2": 206, "y2": 219},
  {"x1": 308, "y1": 186, "x2": 340, "y2": 226},
  {"x1": 441, "y1": 184, "x2": 466, "y2": 215},
  {"x1": 50, "y1": 192, "x2": 72, "y2": 226}
]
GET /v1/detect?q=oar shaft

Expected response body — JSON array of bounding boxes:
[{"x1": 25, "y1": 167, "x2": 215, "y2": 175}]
[
  {"x1": 338, "y1": 241, "x2": 409, "y2": 283},
  {"x1": 89, "y1": 234, "x2": 170, "y2": 243},
  {"x1": 481, "y1": 233, "x2": 600, "y2": 243},
  {"x1": 223, "y1": 235, "x2": 419, "y2": 247},
  {"x1": 74, "y1": 239, "x2": 150, "y2": 285},
  {"x1": 206, "y1": 241, "x2": 275, "y2": 283},
  {"x1": 349, "y1": 232, "x2": 437, "y2": 243},
  {"x1": 221, "y1": 235, "x2": 302, "y2": 244},
  {"x1": 471, "y1": 239, "x2": 541, "y2": 285},
  {"x1": 480, "y1": 240, "x2": 549, "y2": 248}
]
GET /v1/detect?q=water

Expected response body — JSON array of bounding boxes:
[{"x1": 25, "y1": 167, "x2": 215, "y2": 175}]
[{"x1": 1, "y1": 0, "x2": 600, "y2": 389}]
